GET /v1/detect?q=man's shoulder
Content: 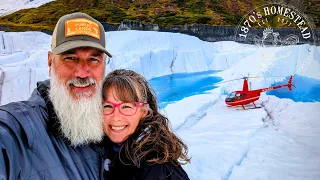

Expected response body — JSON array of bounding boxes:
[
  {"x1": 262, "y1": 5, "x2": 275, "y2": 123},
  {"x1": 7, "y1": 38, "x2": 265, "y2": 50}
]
[
  {"x1": 0, "y1": 79, "x2": 50, "y2": 118},
  {"x1": 0, "y1": 89, "x2": 47, "y2": 119},
  {"x1": 0, "y1": 81, "x2": 50, "y2": 141}
]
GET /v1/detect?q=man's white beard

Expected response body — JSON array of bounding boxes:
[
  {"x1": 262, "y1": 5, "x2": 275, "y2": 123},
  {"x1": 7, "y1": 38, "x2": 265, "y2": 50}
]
[{"x1": 49, "y1": 69, "x2": 104, "y2": 146}]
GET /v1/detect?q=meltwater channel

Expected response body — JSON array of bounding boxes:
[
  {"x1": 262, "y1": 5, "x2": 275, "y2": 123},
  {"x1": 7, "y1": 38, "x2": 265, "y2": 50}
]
[{"x1": 149, "y1": 71, "x2": 222, "y2": 108}]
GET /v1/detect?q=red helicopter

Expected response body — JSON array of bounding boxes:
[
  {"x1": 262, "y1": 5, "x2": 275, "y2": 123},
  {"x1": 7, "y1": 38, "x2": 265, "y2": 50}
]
[{"x1": 220, "y1": 76, "x2": 293, "y2": 109}]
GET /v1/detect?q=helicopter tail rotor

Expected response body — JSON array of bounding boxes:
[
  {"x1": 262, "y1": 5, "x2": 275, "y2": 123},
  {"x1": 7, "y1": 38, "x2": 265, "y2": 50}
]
[{"x1": 287, "y1": 75, "x2": 293, "y2": 91}]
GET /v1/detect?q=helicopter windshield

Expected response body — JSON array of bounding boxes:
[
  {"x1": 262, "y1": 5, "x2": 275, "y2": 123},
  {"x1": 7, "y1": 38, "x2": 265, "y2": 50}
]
[
  {"x1": 227, "y1": 92, "x2": 236, "y2": 99},
  {"x1": 226, "y1": 92, "x2": 239, "y2": 102}
]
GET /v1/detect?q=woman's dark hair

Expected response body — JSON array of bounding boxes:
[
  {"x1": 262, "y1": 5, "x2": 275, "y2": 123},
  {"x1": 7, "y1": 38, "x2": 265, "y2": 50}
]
[{"x1": 102, "y1": 69, "x2": 190, "y2": 166}]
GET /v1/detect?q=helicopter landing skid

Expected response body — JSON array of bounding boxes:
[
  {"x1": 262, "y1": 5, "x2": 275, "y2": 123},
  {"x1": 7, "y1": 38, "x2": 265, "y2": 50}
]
[{"x1": 236, "y1": 106, "x2": 262, "y2": 110}]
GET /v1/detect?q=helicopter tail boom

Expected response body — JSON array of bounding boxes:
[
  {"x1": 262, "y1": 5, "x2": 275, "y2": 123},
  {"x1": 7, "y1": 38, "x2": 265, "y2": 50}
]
[{"x1": 257, "y1": 75, "x2": 294, "y2": 93}]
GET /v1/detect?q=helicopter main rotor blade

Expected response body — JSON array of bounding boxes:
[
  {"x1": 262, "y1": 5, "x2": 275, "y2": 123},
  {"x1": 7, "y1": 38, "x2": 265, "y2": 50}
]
[
  {"x1": 200, "y1": 75, "x2": 289, "y2": 89},
  {"x1": 246, "y1": 76, "x2": 288, "y2": 79},
  {"x1": 214, "y1": 78, "x2": 244, "y2": 85},
  {"x1": 201, "y1": 78, "x2": 244, "y2": 89}
]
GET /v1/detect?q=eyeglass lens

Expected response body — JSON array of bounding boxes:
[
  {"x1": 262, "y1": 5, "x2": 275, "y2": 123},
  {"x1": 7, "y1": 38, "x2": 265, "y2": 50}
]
[{"x1": 103, "y1": 102, "x2": 138, "y2": 116}]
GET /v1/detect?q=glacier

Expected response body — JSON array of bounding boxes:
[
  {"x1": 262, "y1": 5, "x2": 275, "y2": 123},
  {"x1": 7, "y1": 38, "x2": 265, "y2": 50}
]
[{"x1": 0, "y1": 30, "x2": 320, "y2": 180}]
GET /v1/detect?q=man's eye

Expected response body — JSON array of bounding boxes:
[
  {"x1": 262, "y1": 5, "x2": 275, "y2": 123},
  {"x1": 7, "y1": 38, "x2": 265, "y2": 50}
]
[
  {"x1": 64, "y1": 56, "x2": 77, "y2": 61},
  {"x1": 89, "y1": 57, "x2": 99, "y2": 62}
]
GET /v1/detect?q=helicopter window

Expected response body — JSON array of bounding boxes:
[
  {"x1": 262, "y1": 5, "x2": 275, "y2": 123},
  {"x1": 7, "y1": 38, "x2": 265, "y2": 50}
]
[
  {"x1": 227, "y1": 92, "x2": 236, "y2": 98},
  {"x1": 235, "y1": 93, "x2": 241, "y2": 99},
  {"x1": 241, "y1": 94, "x2": 246, "y2": 98}
]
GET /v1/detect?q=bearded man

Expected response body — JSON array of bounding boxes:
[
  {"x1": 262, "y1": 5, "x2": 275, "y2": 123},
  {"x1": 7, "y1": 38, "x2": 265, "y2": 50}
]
[{"x1": 0, "y1": 12, "x2": 112, "y2": 179}]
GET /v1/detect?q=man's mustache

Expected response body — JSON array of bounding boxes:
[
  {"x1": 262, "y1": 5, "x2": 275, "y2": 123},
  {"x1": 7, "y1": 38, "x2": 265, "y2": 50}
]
[{"x1": 66, "y1": 77, "x2": 96, "y2": 87}]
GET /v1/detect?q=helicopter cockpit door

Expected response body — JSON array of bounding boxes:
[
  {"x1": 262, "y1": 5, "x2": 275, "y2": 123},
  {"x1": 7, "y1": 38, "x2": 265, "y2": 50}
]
[{"x1": 225, "y1": 92, "x2": 236, "y2": 102}]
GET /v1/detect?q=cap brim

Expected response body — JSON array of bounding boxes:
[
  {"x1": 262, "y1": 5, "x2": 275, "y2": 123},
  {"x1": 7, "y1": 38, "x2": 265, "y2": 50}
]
[{"x1": 52, "y1": 40, "x2": 112, "y2": 57}]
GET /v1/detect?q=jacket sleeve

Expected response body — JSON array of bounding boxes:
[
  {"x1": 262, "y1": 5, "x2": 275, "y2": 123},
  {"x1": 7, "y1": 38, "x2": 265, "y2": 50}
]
[
  {"x1": 0, "y1": 112, "x2": 23, "y2": 180},
  {"x1": 0, "y1": 136, "x2": 8, "y2": 180},
  {"x1": 139, "y1": 163, "x2": 190, "y2": 180}
]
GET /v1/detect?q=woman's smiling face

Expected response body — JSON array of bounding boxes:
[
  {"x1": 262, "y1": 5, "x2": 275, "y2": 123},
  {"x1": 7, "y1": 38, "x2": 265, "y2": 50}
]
[{"x1": 103, "y1": 87, "x2": 147, "y2": 145}]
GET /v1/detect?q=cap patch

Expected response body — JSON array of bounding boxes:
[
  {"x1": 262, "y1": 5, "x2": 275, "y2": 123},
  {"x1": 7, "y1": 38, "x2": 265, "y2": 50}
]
[{"x1": 65, "y1": 18, "x2": 100, "y2": 40}]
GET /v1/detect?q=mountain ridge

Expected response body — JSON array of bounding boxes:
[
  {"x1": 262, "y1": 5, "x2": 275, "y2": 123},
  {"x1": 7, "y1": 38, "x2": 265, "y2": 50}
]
[{"x1": 0, "y1": 0, "x2": 319, "y2": 33}]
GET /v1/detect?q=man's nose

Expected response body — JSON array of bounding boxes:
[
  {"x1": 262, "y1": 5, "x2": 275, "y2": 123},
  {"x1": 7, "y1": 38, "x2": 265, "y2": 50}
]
[{"x1": 75, "y1": 60, "x2": 90, "y2": 78}]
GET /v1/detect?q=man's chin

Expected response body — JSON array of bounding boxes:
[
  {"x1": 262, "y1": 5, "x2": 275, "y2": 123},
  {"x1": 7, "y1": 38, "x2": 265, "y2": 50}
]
[{"x1": 69, "y1": 86, "x2": 96, "y2": 99}]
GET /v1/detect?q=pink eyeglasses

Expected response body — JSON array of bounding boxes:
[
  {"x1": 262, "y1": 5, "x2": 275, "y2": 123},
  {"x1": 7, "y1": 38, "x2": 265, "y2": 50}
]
[{"x1": 103, "y1": 101, "x2": 147, "y2": 116}]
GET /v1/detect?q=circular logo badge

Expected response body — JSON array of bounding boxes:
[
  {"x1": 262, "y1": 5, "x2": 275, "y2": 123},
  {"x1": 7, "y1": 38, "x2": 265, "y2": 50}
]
[{"x1": 234, "y1": 3, "x2": 316, "y2": 75}]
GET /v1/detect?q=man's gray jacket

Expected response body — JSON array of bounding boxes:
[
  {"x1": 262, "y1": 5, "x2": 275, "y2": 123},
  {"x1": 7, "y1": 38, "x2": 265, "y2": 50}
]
[{"x1": 0, "y1": 80, "x2": 106, "y2": 180}]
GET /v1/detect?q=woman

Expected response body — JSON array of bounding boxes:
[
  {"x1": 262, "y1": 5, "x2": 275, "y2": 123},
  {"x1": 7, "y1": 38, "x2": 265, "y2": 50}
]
[{"x1": 102, "y1": 69, "x2": 190, "y2": 180}]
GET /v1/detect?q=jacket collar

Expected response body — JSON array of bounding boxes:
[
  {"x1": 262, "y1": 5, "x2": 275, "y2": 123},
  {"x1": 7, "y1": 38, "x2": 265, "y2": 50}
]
[{"x1": 36, "y1": 80, "x2": 65, "y2": 138}]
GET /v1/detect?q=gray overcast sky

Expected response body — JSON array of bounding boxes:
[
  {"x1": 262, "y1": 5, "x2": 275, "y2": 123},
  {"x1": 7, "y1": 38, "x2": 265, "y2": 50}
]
[{"x1": 0, "y1": 0, "x2": 12, "y2": 6}]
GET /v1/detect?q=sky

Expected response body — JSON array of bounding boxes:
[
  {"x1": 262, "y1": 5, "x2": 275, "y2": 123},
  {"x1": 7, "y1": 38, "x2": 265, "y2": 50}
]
[
  {"x1": 0, "y1": 0, "x2": 11, "y2": 5},
  {"x1": 0, "y1": 0, "x2": 53, "y2": 16}
]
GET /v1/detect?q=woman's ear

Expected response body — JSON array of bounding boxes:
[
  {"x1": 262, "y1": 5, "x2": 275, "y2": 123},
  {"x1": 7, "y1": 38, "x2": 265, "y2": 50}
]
[{"x1": 141, "y1": 104, "x2": 150, "y2": 118}]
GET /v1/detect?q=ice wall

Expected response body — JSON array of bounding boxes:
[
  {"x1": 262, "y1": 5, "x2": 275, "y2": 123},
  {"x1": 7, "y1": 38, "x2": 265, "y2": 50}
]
[{"x1": 0, "y1": 30, "x2": 319, "y2": 105}]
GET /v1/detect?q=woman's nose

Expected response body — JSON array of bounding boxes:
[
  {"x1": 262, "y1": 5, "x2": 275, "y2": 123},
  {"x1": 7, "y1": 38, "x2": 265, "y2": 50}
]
[{"x1": 112, "y1": 107, "x2": 122, "y2": 120}]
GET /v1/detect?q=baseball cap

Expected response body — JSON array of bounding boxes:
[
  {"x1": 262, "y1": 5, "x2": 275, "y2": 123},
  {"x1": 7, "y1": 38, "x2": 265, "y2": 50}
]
[{"x1": 51, "y1": 12, "x2": 112, "y2": 57}]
